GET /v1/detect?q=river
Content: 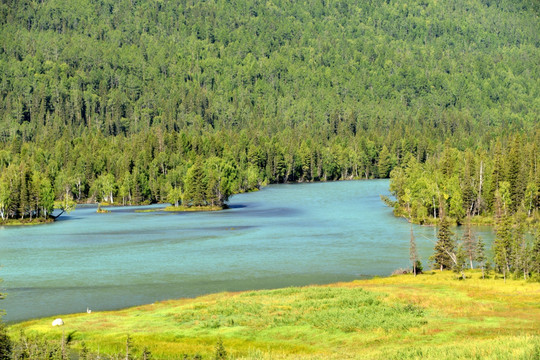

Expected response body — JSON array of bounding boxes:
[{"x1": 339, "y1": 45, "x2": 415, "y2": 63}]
[{"x1": 0, "y1": 180, "x2": 494, "y2": 322}]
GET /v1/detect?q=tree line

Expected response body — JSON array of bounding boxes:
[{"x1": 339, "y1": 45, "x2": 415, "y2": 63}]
[
  {"x1": 393, "y1": 134, "x2": 540, "y2": 281},
  {"x1": 0, "y1": 126, "x2": 428, "y2": 221},
  {"x1": 389, "y1": 134, "x2": 540, "y2": 225},
  {"x1": 0, "y1": 0, "x2": 538, "y2": 220},
  {"x1": 424, "y1": 212, "x2": 540, "y2": 281}
]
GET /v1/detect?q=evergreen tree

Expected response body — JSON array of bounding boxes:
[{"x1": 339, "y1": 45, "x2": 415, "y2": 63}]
[
  {"x1": 214, "y1": 338, "x2": 227, "y2": 360},
  {"x1": 409, "y1": 224, "x2": 419, "y2": 276},
  {"x1": 475, "y1": 236, "x2": 487, "y2": 279},
  {"x1": 462, "y1": 216, "x2": 477, "y2": 269},
  {"x1": 511, "y1": 209, "x2": 529, "y2": 279},
  {"x1": 494, "y1": 183, "x2": 513, "y2": 281},
  {"x1": 430, "y1": 217, "x2": 455, "y2": 271},
  {"x1": 454, "y1": 244, "x2": 467, "y2": 280},
  {"x1": 377, "y1": 145, "x2": 392, "y2": 179},
  {"x1": 506, "y1": 136, "x2": 525, "y2": 212},
  {"x1": 531, "y1": 228, "x2": 540, "y2": 278},
  {"x1": 141, "y1": 347, "x2": 153, "y2": 360},
  {"x1": 183, "y1": 160, "x2": 207, "y2": 207}
]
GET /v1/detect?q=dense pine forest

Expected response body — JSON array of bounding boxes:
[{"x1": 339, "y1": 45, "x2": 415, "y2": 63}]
[{"x1": 0, "y1": 0, "x2": 538, "y2": 222}]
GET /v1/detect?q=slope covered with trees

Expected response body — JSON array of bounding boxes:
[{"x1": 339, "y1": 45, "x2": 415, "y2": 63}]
[{"x1": 0, "y1": 0, "x2": 538, "y2": 221}]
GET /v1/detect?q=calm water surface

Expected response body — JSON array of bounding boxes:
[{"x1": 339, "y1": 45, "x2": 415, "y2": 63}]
[{"x1": 0, "y1": 180, "x2": 494, "y2": 322}]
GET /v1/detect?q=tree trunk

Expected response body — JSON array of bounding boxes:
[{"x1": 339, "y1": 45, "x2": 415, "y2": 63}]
[{"x1": 475, "y1": 161, "x2": 483, "y2": 216}]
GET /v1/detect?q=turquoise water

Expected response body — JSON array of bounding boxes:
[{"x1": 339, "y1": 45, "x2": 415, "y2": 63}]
[{"x1": 0, "y1": 180, "x2": 494, "y2": 322}]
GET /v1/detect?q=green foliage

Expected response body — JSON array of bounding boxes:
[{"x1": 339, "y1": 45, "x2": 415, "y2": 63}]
[
  {"x1": 378, "y1": 145, "x2": 392, "y2": 179},
  {"x1": 8, "y1": 272, "x2": 540, "y2": 359},
  {"x1": 141, "y1": 347, "x2": 152, "y2": 360},
  {"x1": 10, "y1": 331, "x2": 66, "y2": 360},
  {"x1": 454, "y1": 244, "x2": 467, "y2": 279},
  {"x1": 410, "y1": 224, "x2": 419, "y2": 276},
  {"x1": 214, "y1": 338, "x2": 227, "y2": 360},
  {"x1": 476, "y1": 236, "x2": 487, "y2": 278},
  {"x1": 415, "y1": 260, "x2": 423, "y2": 274},
  {"x1": 0, "y1": 0, "x2": 537, "y2": 221},
  {"x1": 390, "y1": 136, "x2": 540, "y2": 225},
  {"x1": 0, "y1": 324, "x2": 11, "y2": 360},
  {"x1": 183, "y1": 160, "x2": 207, "y2": 207},
  {"x1": 430, "y1": 217, "x2": 455, "y2": 271}
]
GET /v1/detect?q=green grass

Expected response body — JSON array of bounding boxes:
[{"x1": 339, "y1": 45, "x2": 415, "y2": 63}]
[
  {"x1": 133, "y1": 206, "x2": 224, "y2": 213},
  {"x1": 163, "y1": 205, "x2": 223, "y2": 212},
  {"x1": 9, "y1": 271, "x2": 540, "y2": 359},
  {"x1": 0, "y1": 218, "x2": 54, "y2": 226},
  {"x1": 133, "y1": 208, "x2": 165, "y2": 213}
]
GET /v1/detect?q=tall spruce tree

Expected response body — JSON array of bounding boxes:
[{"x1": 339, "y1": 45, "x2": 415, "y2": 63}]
[
  {"x1": 476, "y1": 236, "x2": 487, "y2": 279},
  {"x1": 454, "y1": 244, "x2": 467, "y2": 280},
  {"x1": 377, "y1": 145, "x2": 392, "y2": 178},
  {"x1": 494, "y1": 183, "x2": 513, "y2": 281},
  {"x1": 431, "y1": 217, "x2": 455, "y2": 271},
  {"x1": 532, "y1": 228, "x2": 540, "y2": 278},
  {"x1": 462, "y1": 216, "x2": 478, "y2": 269},
  {"x1": 183, "y1": 160, "x2": 207, "y2": 207}
]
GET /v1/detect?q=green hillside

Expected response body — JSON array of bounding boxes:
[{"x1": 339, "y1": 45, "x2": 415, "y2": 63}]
[{"x1": 0, "y1": 0, "x2": 538, "y2": 221}]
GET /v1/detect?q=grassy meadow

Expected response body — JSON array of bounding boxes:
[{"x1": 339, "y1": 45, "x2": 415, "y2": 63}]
[{"x1": 9, "y1": 271, "x2": 540, "y2": 359}]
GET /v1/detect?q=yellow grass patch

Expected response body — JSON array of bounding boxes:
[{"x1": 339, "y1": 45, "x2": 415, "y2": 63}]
[{"x1": 9, "y1": 270, "x2": 540, "y2": 359}]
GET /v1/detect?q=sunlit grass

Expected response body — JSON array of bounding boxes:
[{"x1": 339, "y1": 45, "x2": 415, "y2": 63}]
[{"x1": 10, "y1": 270, "x2": 540, "y2": 359}]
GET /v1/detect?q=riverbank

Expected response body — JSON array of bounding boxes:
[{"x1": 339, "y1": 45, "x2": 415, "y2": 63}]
[
  {"x1": 133, "y1": 205, "x2": 224, "y2": 213},
  {"x1": 0, "y1": 217, "x2": 55, "y2": 226},
  {"x1": 9, "y1": 270, "x2": 540, "y2": 359},
  {"x1": 391, "y1": 204, "x2": 540, "y2": 227}
]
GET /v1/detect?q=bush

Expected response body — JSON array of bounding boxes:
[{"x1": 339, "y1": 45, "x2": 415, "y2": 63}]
[{"x1": 0, "y1": 324, "x2": 11, "y2": 360}]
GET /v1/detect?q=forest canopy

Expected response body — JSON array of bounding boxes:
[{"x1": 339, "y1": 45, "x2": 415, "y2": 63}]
[{"x1": 0, "y1": 0, "x2": 538, "y2": 220}]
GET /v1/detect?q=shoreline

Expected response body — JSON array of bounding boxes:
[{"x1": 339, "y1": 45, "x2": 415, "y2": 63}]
[
  {"x1": 6, "y1": 269, "x2": 534, "y2": 324},
  {"x1": 0, "y1": 218, "x2": 55, "y2": 226},
  {"x1": 8, "y1": 270, "x2": 540, "y2": 359}
]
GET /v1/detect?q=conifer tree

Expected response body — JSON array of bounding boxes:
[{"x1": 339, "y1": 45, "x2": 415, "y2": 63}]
[
  {"x1": 142, "y1": 347, "x2": 152, "y2": 360},
  {"x1": 475, "y1": 236, "x2": 487, "y2": 279},
  {"x1": 377, "y1": 145, "x2": 392, "y2": 178},
  {"x1": 430, "y1": 216, "x2": 455, "y2": 271},
  {"x1": 410, "y1": 224, "x2": 418, "y2": 276},
  {"x1": 183, "y1": 160, "x2": 207, "y2": 207},
  {"x1": 494, "y1": 183, "x2": 513, "y2": 281},
  {"x1": 215, "y1": 338, "x2": 227, "y2": 360},
  {"x1": 462, "y1": 216, "x2": 477, "y2": 269},
  {"x1": 454, "y1": 244, "x2": 467, "y2": 280},
  {"x1": 506, "y1": 136, "x2": 525, "y2": 212},
  {"x1": 531, "y1": 228, "x2": 540, "y2": 278},
  {"x1": 511, "y1": 208, "x2": 529, "y2": 279}
]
